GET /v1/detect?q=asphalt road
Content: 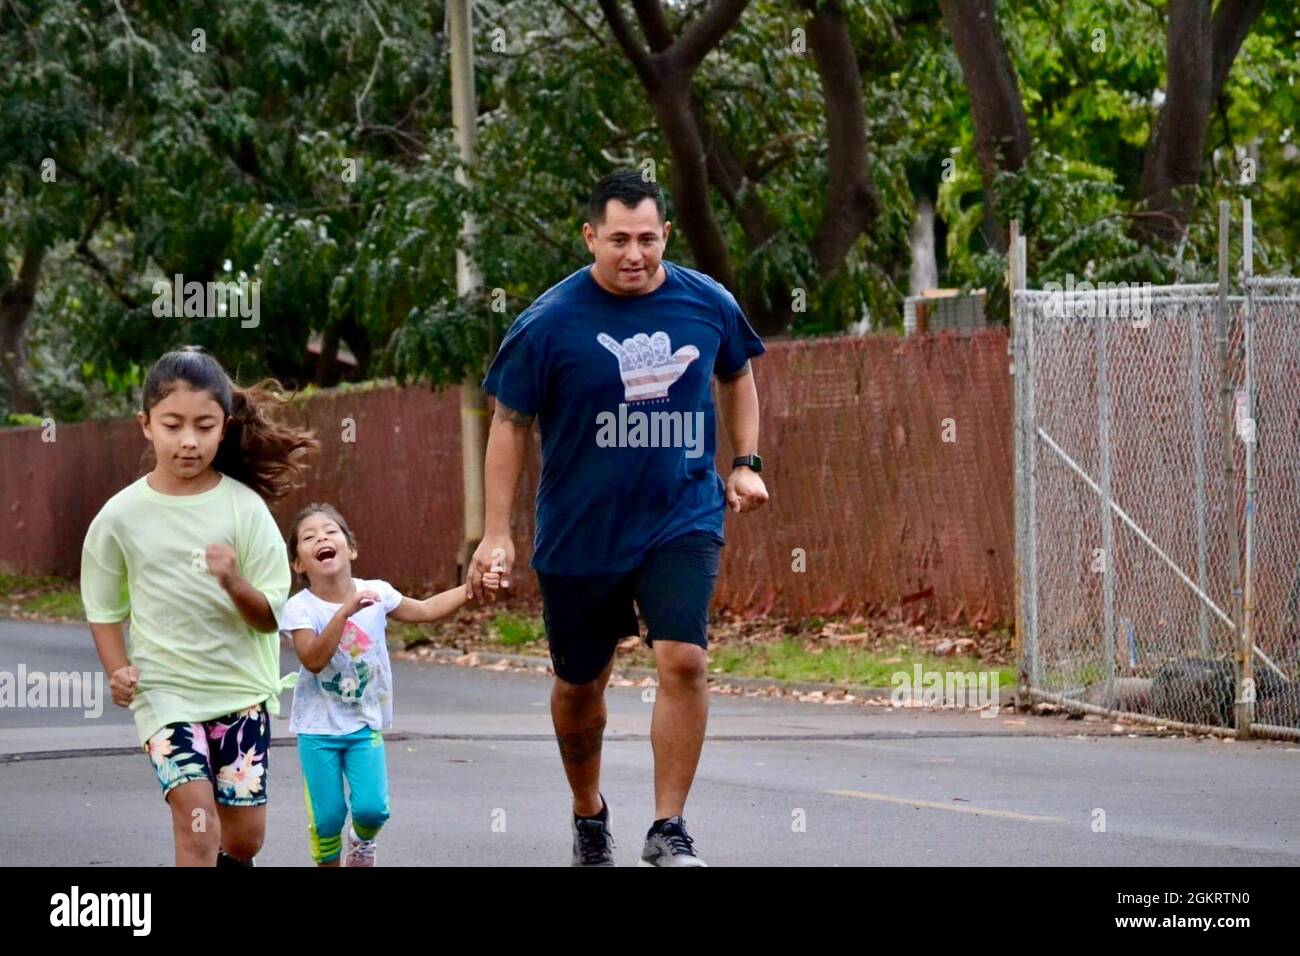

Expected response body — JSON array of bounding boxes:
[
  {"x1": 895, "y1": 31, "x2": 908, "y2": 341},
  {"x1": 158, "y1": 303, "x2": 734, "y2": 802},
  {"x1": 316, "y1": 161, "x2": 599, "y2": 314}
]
[{"x1": 2, "y1": 618, "x2": 1297, "y2": 866}]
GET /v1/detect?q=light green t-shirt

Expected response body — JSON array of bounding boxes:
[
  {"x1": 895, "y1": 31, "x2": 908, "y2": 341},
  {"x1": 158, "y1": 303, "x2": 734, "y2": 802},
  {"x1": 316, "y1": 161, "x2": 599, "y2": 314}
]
[{"x1": 80, "y1": 473, "x2": 295, "y2": 745}]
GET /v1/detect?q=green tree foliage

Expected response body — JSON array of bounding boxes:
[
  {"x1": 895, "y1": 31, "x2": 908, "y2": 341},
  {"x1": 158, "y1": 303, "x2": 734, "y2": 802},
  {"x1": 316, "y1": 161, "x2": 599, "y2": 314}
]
[{"x1": 1, "y1": 0, "x2": 1296, "y2": 422}]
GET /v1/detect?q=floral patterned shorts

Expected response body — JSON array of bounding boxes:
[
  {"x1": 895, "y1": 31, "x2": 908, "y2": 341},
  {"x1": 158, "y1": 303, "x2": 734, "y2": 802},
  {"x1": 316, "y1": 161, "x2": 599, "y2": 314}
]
[{"x1": 144, "y1": 703, "x2": 271, "y2": 806}]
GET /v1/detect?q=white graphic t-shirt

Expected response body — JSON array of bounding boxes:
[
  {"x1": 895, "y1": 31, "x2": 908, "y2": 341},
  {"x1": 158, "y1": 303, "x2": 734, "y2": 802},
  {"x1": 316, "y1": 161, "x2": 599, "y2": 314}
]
[{"x1": 278, "y1": 579, "x2": 402, "y2": 735}]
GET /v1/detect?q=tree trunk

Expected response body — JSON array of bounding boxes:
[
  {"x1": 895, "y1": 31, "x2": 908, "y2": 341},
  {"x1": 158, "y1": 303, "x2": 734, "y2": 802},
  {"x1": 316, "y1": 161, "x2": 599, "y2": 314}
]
[
  {"x1": 1137, "y1": 0, "x2": 1264, "y2": 243},
  {"x1": 938, "y1": 0, "x2": 1031, "y2": 251},
  {"x1": 649, "y1": 80, "x2": 741, "y2": 293},
  {"x1": 1138, "y1": 0, "x2": 1214, "y2": 243},
  {"x1": 909, "y1": 196, "x2": 938, "y2": 294},
  {"x1": 693, "y1": 100, "x2": 795, "y2": 330},
  {"x1": 800, "y1": 0, "x2": 881, "y2": 279},
  {"x1": 599, "y1": 0, "x2": 881, "y2": 335},
  {"x1": 0, "y1": 243, "x2": 45, "y2": 416}
]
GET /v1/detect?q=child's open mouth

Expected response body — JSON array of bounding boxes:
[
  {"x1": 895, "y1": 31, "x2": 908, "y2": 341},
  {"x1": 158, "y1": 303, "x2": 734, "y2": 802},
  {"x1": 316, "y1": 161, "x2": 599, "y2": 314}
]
[{"x1": 314, "y1": 546, "x2": 338, "y2": 563}]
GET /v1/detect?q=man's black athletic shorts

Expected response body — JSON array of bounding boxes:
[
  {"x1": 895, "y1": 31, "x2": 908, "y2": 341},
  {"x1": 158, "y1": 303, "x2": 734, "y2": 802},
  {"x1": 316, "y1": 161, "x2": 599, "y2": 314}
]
[{"x1": 536, "y1": 531, "x2": 722, "y2": 685}]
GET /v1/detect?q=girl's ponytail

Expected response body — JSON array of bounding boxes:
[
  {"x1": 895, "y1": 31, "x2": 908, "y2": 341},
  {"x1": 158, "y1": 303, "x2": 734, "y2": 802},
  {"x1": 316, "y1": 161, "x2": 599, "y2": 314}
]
[{"x1": 212, "y1": 380, "x2": 318, "y2": 501}]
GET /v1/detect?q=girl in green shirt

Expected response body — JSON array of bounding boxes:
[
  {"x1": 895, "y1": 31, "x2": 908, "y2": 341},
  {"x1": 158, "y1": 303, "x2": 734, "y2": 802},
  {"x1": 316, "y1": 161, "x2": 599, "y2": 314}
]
[{"x1": 81, "y1": 346, "x2": 317, "y2": 867}]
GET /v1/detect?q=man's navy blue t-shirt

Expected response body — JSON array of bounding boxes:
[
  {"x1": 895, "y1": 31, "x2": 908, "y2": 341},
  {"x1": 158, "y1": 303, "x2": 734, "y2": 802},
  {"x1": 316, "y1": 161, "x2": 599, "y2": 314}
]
[{"x1": 482, "y1": 260, "x2": 766, "y2": 575}]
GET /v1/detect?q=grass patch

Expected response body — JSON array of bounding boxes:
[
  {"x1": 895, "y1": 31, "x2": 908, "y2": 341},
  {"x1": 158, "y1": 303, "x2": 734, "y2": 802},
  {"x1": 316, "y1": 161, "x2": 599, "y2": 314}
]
[
  {"x1": 0, "y1": 572, "x2": 68, "y2": 593},
  {"x1": 1041, "y1": 663, "x2": 1106, "y2": 689},
  {"x1": 20, "y1": 590, "x2": 85, "y2": 619},
  {"x1": 0, "y1": 573, "x2": 84, "y2": 621},
  {"x1": 491, "y1": 612, "x2": 546, "y2": 647},
  {"x1": 386, "y1": 611, "x2": 545, "y2": 652},
  {"x1": 708, "y1": 638, "x2": 1015, "y2": 689}
]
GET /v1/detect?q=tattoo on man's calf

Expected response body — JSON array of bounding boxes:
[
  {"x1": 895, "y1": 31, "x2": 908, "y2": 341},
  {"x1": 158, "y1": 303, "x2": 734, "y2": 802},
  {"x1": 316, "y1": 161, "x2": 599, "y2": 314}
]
[{"x1": 557, "y1": 722, "x2": 606, "y2": 765}]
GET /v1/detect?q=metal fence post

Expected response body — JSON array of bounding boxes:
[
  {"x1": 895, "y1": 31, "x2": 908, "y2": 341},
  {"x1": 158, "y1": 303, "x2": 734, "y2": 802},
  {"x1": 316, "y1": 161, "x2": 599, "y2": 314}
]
[
  {"x1": 1095, "y1": 276, "x2": 1116, "y2": 708},
  {"x1": 1021, "y1": 235, "x2": 1038, "y2": 689},
  {"x1": 1214, "y1": 201, "x2": 1247, "y2": 734},
  {"x1": 1238, "y1": 199, "x2": 1257, "y2": 738},
  {"x1": 1010, "y1": 221, "x2": 1031, "y2": 707},
  {"x1": 1189, "y1": 272, "x2": 1211, "y2": 656}
]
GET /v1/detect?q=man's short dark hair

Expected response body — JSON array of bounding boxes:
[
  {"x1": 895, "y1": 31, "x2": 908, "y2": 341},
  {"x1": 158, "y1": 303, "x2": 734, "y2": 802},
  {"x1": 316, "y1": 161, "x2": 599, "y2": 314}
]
[{"x1": 589, "y1": 170, "x2": 666, "y2": 229}]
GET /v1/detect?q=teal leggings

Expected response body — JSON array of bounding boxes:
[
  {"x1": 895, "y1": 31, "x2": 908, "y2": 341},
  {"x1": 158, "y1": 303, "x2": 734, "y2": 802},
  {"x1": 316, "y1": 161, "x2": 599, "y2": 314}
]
[{"x1": 298, "y1": 727, "x2": 391, "y2": 864}]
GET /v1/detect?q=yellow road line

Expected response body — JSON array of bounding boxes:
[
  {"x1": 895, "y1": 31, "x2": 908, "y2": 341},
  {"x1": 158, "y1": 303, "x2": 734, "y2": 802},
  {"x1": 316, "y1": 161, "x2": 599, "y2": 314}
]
[{"x1": 827, "y1": 789, "x2": 1067, "y2": 824}]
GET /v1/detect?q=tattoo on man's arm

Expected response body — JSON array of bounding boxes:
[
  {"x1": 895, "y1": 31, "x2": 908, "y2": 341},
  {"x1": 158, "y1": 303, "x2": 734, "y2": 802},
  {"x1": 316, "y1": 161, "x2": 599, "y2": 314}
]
[
  {"x1": 717, "y1": 360, "x2": 752, "y2": 383},
  {"x1": 493, "y1": 400, "x2": 535, "y2": 427}
]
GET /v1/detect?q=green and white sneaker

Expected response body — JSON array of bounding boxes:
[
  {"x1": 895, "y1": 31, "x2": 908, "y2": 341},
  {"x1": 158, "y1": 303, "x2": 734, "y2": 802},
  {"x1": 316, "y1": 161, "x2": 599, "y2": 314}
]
[{"x1": 639, "y1": 817, "x2": 707, "y2": 867}]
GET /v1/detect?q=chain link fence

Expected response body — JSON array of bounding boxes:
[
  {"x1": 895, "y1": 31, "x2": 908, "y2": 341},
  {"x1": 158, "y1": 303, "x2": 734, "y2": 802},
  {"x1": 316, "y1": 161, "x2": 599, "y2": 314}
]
[
  {"x1": 1243, "y1": 276, "x2": 1300, "y2": 734},
  {"x1": 1012, "y1": 209, "x2": 1300, "y2": 740}
]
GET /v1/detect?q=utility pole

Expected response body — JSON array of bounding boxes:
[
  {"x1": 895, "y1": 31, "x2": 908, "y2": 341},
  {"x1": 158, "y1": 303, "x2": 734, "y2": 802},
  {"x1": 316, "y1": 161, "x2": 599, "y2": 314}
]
[{"x1": 448, "y1": 0, "x2": 488, "y2": 579}]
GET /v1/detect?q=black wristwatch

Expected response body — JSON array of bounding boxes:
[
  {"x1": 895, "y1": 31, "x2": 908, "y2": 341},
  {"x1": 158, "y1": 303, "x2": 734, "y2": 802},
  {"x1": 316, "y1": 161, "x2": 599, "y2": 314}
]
[{"x1": 732, "y1": 454, "x2": 763, "y2": 473}]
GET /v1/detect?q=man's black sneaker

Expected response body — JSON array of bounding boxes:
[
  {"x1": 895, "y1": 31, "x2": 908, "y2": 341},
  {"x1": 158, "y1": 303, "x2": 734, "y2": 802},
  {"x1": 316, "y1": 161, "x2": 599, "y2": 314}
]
[{"x1": 571, "y1": 796, "x2": 616, "y2": 867}]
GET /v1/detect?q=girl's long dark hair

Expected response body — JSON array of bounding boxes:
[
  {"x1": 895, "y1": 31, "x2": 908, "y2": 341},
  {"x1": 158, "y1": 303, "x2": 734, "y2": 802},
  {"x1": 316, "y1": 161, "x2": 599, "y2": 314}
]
[{"x1": 141, "y1": 346, "x2": 318, "y2": 501}]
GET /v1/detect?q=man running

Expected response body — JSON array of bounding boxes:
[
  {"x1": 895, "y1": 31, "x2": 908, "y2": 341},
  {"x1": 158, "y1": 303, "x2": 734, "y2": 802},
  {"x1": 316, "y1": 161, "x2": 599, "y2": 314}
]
[{"x1": 467, "y1": 170, "x2": 768, "y2": 866}]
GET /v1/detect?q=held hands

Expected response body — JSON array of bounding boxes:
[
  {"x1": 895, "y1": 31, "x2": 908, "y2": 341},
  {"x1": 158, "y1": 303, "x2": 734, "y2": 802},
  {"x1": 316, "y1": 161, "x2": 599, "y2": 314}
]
[
  {"x1": 726, "y1": 467, "x2": 770, "y2": 514},
  {"x1": 465, "y1": 549, "x2": 504, "y2": 602},
  {"x1": 467, "y1": 537, "x2": 513, "y2": 602},
  {"x1": 467, "y1": 569, "x2": 503, "y2": 602},
  {"x1": 110, "y1": 665, "x2": 140, "y2": 707}
]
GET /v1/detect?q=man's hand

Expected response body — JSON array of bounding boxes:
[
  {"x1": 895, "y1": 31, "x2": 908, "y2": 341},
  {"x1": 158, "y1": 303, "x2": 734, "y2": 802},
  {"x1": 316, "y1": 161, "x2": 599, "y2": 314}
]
[
  {"x1": 205, "y1": 544, "x2": 240, "y2": 590},
  {"x1": 110, "y1": 665, "x2": 140, "y2": 707},
  {"x1": 725, "y1": 467, "x2": 769, "y2": 513},
  {"x1": 468, "y1": 535, "x2": 514, "y2": 601}
]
